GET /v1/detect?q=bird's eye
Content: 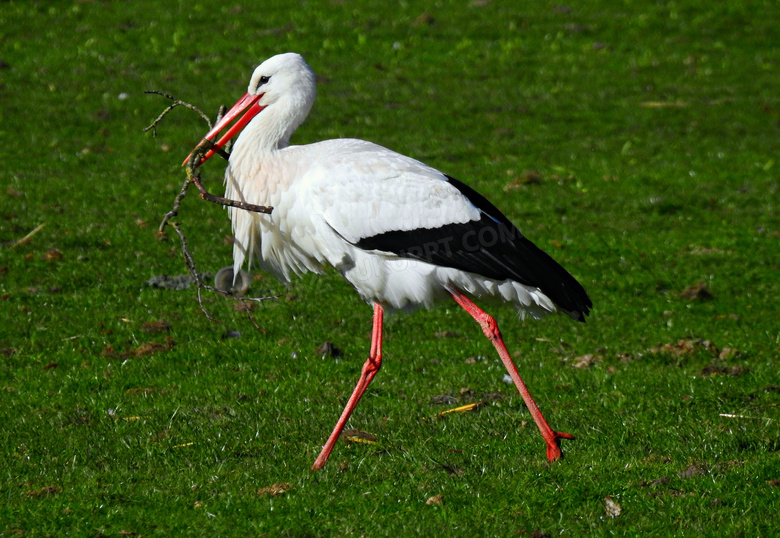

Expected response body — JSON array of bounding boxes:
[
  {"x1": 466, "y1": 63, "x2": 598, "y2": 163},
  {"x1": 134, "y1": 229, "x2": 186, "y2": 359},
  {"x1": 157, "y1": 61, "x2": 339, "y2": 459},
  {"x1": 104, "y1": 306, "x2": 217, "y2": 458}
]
[{"x1": 257, "y1": 75, "x2": 271, "y2": 88}]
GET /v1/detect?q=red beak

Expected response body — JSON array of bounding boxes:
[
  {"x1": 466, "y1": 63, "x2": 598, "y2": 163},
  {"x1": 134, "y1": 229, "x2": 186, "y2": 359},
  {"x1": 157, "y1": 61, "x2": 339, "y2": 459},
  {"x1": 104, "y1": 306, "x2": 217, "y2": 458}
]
[{"x1": 183, "y1": 92, "x2": 266, "y2": 166}]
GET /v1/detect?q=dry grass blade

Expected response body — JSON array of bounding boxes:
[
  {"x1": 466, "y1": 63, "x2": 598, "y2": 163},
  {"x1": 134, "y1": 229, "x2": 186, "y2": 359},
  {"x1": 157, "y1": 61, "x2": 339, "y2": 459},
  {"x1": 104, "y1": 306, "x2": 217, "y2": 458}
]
[
  {"x1": 9, "y1": 223, "x2": 46, "y2": 249},
  {"x1": 438, "y1": 402, "x2": 484, "y2": 416}
]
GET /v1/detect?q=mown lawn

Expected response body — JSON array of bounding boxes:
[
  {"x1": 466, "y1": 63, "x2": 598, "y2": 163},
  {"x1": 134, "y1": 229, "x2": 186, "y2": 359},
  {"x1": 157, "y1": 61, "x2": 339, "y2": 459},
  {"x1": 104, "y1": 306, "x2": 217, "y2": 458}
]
[{"x1": 1, "y1": 0, "x2": 778, "y2": 535}]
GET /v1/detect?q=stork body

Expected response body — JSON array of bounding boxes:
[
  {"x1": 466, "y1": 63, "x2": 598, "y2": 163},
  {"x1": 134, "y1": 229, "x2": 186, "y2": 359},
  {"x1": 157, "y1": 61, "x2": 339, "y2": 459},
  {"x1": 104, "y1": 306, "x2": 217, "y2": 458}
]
[{"x1": 186, "y1": 53, "x2": 592, "y2": 469}]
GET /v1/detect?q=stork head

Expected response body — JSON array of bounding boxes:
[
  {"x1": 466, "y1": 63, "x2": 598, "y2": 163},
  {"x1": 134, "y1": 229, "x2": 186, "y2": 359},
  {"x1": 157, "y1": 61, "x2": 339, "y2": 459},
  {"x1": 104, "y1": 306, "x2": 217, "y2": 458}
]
[{"x1": 184, "y1": 53, "x2": 317, "y2": 166}]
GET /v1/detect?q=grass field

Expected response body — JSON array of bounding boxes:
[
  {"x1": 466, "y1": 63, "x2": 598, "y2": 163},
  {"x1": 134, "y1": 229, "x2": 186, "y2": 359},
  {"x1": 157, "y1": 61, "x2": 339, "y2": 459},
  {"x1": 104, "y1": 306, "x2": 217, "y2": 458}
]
[{"x1": 1, "y1": 0, "x2": 778, "y2": 535}]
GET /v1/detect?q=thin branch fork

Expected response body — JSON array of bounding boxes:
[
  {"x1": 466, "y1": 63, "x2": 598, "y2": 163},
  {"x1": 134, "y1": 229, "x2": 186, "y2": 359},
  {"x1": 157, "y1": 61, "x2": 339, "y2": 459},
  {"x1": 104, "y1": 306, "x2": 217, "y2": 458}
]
[{"x1": 143, "y1": 90, "x2": 215, "y2": 135}]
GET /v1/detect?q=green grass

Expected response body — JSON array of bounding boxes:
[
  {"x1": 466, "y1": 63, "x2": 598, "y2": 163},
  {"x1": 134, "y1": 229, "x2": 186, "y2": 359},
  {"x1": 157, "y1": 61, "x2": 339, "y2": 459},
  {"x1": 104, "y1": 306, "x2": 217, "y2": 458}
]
[{"x1": 1, "y1": 0, "x2": 778, "y2": 535}]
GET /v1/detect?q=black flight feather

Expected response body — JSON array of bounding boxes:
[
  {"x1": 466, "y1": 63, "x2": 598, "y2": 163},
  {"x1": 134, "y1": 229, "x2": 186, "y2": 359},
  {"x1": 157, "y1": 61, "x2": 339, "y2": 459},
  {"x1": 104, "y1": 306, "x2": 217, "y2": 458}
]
[{"x1": 354, "y1": 175, "x2": 592, "y2": 321}]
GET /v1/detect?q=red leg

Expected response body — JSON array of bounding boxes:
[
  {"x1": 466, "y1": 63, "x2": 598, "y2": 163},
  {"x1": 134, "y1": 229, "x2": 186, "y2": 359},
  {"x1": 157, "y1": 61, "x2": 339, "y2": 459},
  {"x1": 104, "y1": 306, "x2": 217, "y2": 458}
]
[
  {"x1": 311, "y1": 302, "x2": 384, "y2": 470},
  {"x1": 449, "y1": 288, "x2": 574, "y2": 462}
]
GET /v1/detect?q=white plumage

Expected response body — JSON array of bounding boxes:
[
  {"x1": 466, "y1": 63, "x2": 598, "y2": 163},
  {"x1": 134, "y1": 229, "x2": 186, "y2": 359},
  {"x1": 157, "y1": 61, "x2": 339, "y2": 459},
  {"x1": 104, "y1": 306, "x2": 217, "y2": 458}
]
[{"x1": 185, "y1": 52, "x2": 591, "y2": 469}]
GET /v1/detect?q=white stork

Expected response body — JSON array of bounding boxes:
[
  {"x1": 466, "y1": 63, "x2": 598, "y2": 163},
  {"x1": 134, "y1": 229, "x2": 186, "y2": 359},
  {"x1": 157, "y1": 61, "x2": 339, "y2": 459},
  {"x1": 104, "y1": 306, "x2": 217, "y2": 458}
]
[{"x1": 183, "y1": 53, "x2": 592, "y2": 470}]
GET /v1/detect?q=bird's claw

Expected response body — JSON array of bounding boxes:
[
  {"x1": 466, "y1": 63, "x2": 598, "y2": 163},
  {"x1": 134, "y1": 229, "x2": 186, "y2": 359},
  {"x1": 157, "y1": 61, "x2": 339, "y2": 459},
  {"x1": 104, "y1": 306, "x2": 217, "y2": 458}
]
[{"x1": 546, "y1": 430, "x2": 576, "y2": 462}]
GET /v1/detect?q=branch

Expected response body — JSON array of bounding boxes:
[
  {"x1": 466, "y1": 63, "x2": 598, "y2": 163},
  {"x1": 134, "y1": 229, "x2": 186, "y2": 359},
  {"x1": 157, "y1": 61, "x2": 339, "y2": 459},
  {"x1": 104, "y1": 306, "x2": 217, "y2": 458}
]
[{"x1": 145, "y1": 90, "x2": 279, "y2": 324}]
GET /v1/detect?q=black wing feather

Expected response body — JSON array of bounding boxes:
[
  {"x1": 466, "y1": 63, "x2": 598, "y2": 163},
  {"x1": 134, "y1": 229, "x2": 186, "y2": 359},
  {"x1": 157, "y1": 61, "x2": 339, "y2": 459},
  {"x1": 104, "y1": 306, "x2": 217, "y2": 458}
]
[{"x1": 354, "y1": 175, "x2": 592, "y2": 321}]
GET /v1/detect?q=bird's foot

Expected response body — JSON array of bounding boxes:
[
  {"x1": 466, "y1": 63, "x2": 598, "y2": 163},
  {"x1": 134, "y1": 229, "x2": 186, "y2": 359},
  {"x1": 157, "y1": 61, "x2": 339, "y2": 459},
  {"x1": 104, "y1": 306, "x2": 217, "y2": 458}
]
[{"x1": 545, "y1": 430, "x2": 576, "y2": 462}]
